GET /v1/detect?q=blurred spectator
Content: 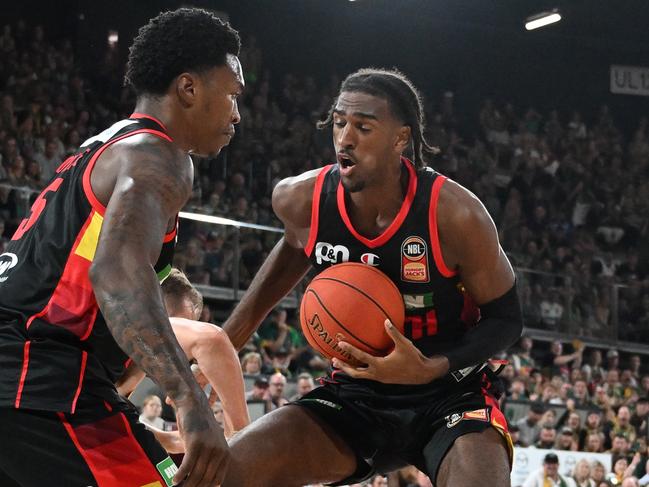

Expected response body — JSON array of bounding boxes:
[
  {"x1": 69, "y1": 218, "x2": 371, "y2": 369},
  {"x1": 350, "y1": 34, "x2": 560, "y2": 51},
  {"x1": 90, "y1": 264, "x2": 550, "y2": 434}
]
[
  {"x1": 606, "y1": 407, "x2": 637, "y2": 446},
  {"x1": 33, "y1": 139, "x2": 60, "y2": 183},
  {"x1": 290, "y1": 372, "x2": 315, "y2": 401},
  {"x1": 138, "y1": 394, "x2": 165, "y2": 430},
  {"x1": 631, "y1": 398, "x2": 649, "y2": 439},
  {"x1": 591, "y1": 460, "x2": 608, "y2": 485},
  {"x1": 267, "y1": 372, "x2": 289, "y2": 410},
  {"x1": 516, "y1": 401, "x2": 545, "y2": 446},
  {"x1": 266, "y1": 347, "x2": 292, "y2": 377},
  {"x1": 555, "y1": 426, "x2": 577, "y2": 451},
  {"x1": 571, "y1": 458, "x2": 596, "y2": 487},
  {"x1": 572, "y1": 380, "x2": 591, "y2": 407},
  {"x1": 245, "y1": 376, "x2": 269, "y2": 401},
  {"x1": 608, "y1": 434, "x2": 631, "y2": 457},
  {"x1": 608, "y1": 350, "x2": 621, "y2": 373},
  {"x1": 607, "y1": 457, "x2": 630, "y2": 485},
  {"x1": 536, "y1": 423, "x2": 558, "y2": 449},
  {"x1": 212, "y1": 401, "x2": 225, "y2": 429},
  {"x1": 512, "y1": 336, "x2": 537, "y2": 377},
  {"x1": 241, "y1": 351, "x2": 263, "y2": 375},
  {"x1": 522, "y1": 452, "x2": 574, "y2": 487},
  {"x1": 584, "y1": 432, "x2": 605, "y2": 453},
  {"x1": 543, "y1": 340, "x2": 583, "y2": 378},
  {"x1": 583, "y1": 350, "x2": 606, "y2": 384}
]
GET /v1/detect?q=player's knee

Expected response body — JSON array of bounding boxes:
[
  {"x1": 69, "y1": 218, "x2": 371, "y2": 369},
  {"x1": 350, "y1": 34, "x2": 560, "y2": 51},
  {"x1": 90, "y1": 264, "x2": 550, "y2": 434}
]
[{"x1": 433, "y1": 429, "x2": 510, "y2": 487}]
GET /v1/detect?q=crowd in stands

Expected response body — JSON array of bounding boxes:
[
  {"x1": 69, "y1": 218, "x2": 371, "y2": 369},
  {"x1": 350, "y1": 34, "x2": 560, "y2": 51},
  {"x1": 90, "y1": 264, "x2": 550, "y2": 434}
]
[
  {"x1": 1, "y1": 20, "x2": 645, "y2": 344},
  {"x1": 1, "y1": 18, "x2": 649, "y2": 487},
  {"x1": 504, "y1": 336, "x2": 649, "y2": 486}
]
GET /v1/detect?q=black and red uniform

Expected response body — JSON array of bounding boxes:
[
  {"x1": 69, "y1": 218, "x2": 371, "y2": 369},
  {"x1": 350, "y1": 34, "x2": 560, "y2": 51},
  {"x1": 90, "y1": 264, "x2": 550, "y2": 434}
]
[
  {"x1": 294, "y1": 158, "x2": 512, "y2": 484},
  {"x1": 0, "y1": 114, "x2": 179, "y2": 487}
]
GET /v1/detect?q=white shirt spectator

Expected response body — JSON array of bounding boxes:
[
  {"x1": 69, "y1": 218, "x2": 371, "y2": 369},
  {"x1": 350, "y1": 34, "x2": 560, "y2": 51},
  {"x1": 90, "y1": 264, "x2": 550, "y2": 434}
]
[
  {"x1": 138, "y1": 394, "x2": 165, "y2": 430},
  {"x1": 138, "y1": 413, "x2": 165, "y2": 430},
  {"x1": 523, "y1": 467, "x2": 576, "y2": 487}
]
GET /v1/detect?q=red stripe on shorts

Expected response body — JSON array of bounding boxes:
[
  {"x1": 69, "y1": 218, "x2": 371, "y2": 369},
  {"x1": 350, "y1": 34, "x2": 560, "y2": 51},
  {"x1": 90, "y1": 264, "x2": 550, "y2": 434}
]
[{"x1": 59, "y1": 412, "x2": 163, "y2": 486}]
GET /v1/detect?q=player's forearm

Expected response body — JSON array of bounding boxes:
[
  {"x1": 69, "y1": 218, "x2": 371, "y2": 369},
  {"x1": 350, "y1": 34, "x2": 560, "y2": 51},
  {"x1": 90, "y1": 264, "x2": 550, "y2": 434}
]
[
  {"x1": 223, "y1": 237, "x2": 311, "y2": 349},
  {"x1": 91, "y1": 262, "x2": 205, "y2": 404},
  {"x1": 440, "y1": 284, "x2": 523, "y2": 372}
]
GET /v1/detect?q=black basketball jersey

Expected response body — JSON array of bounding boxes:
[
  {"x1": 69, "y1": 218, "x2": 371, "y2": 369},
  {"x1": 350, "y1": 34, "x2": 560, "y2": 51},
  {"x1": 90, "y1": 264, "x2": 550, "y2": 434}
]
[
  {"x1": 306, "y1": 158, "x2": 482, "y2": 382},
  {"x1": 0, "y1": 114, "x2": 177, "y2": 412}
]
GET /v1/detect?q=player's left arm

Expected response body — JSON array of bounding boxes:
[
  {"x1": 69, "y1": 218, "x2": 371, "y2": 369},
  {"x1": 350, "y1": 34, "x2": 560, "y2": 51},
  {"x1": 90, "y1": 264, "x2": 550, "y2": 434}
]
[
  {"x1": 334, "y1": 181, "x2": 522, "y2": 384},
  {"x1": 436, "y1": 182, "x2": 523, "y2": 374}
]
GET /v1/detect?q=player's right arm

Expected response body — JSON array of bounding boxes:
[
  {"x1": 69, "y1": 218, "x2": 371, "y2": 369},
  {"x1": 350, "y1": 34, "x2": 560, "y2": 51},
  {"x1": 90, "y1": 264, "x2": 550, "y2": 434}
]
[
  {"x1": 222, "y1": 169, "x2": 319, "y2": 350},
  {"x1": 89, "y1": 135, "x2": 228, "y2": 487}
]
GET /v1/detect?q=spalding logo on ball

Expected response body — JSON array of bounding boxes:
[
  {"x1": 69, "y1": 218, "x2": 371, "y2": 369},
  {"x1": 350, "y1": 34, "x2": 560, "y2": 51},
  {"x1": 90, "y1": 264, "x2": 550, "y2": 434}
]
[{"x1": 299, "y1": 263, "x2": 405, "y2": 365}]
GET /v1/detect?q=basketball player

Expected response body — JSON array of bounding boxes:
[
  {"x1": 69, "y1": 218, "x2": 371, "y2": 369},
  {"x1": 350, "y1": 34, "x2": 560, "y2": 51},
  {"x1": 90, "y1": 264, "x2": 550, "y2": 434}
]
[
  {"x1": 221, "y1": 69, "x2": 522, "y2": 486},
  {"x1": 0, "y1": 9, "x2": 242, "y2": 487},
  {"x1": 116, "y1": 268, "x2": 250, "y2": 438}
]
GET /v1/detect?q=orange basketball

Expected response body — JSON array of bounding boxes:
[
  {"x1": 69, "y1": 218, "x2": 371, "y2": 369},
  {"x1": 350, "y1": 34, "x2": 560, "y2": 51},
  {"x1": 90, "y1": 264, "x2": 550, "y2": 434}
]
[{"x1": 299, "y1": 263, "x2": 405, "y2": 365}]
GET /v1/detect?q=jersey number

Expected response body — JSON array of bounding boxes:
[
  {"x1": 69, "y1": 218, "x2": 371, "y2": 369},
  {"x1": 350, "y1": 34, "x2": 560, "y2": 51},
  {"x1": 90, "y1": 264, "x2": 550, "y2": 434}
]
[
  {"x1": 12, "y1": 178, "x2": 64, "y2": 241},
  {"x1": 405, "y1": 309, "x2": 438, "y2": 340}
]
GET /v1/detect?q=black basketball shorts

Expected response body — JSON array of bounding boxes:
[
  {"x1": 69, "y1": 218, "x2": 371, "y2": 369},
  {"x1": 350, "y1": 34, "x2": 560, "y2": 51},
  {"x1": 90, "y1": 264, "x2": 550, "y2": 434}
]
[
  {"x1": 293, "y1": 370, "x2": 513, "y2": 486},
  {"x1": 0, "y1": 395, "x2": 177, "y2": 487}
]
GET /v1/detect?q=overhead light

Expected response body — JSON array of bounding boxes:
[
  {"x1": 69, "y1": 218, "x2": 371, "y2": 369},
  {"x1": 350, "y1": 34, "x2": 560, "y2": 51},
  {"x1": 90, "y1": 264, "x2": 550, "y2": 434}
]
[
  {"x1": 107, "y1": 30, "x2": 118, "y2": 47},
  {"x1": 525, "y1": 10, "x2": 561, "y2": 31}
]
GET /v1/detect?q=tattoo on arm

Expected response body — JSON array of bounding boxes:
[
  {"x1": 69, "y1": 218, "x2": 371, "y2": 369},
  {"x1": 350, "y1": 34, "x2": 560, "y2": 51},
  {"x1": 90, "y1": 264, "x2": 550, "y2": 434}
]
[{"x1": 91, "y1": 138, "x2": 205, "y2": 411}]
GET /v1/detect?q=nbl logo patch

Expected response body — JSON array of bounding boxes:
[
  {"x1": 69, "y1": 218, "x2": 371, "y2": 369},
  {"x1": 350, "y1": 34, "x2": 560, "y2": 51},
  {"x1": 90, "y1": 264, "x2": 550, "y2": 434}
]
[{"x1": 401, "y1": 236, "x2": 430, "y2": 283}]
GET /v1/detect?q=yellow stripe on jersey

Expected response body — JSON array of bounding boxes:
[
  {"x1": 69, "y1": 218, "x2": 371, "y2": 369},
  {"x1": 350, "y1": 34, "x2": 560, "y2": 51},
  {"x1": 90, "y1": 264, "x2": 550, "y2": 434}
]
[{"x1": 74, "y1": 211, "x2": 103, "y2": 262}]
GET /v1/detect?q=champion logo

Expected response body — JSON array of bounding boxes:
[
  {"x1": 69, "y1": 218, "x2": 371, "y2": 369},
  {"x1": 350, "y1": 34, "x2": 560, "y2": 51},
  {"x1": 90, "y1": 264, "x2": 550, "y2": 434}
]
[
  {"x1": 0, "y1": 253, "x2": 18, "y2": 283},
  {"x1": 360, "y1": 252, "x2": 380, "y2": 266}
]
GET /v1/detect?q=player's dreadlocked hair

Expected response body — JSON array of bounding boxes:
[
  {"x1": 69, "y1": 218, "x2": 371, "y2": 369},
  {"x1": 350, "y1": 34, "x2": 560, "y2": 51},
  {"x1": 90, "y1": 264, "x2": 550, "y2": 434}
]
[
  {"x1": 318, "y1": 68, "x2": 437, "y2": 168},
  {"x1": 125, "y1": 8, "x2": 240, "y2": 96}
]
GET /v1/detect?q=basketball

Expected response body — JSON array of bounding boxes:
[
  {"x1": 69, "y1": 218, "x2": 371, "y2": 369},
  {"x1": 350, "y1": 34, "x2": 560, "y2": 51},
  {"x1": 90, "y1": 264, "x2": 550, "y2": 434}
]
[{"x1": 299, "y1": 263, "x2": 405, "y2": 364}]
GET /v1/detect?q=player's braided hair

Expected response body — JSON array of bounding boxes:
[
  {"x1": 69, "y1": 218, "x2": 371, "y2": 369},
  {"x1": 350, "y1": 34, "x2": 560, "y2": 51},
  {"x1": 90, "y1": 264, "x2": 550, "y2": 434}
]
[
  {"x1": 318, "y1": 68, "x2": 437, "y2": 168},
  {"x1": 125, "y1": 8, "x2": 240, "y2": 96}
]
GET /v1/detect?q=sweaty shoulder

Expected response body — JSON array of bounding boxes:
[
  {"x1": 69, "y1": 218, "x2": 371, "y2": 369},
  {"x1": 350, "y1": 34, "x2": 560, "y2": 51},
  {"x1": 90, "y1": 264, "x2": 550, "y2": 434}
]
[
  {"x1": 91, "y1": 133, "x2": 192, "y2": 211},
  {"x1": 435, "y1": 177, "x2": 499, "y2": 272},
  {"x1": 271, "y1": 168, "x2": 322, "y2": 248}
]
